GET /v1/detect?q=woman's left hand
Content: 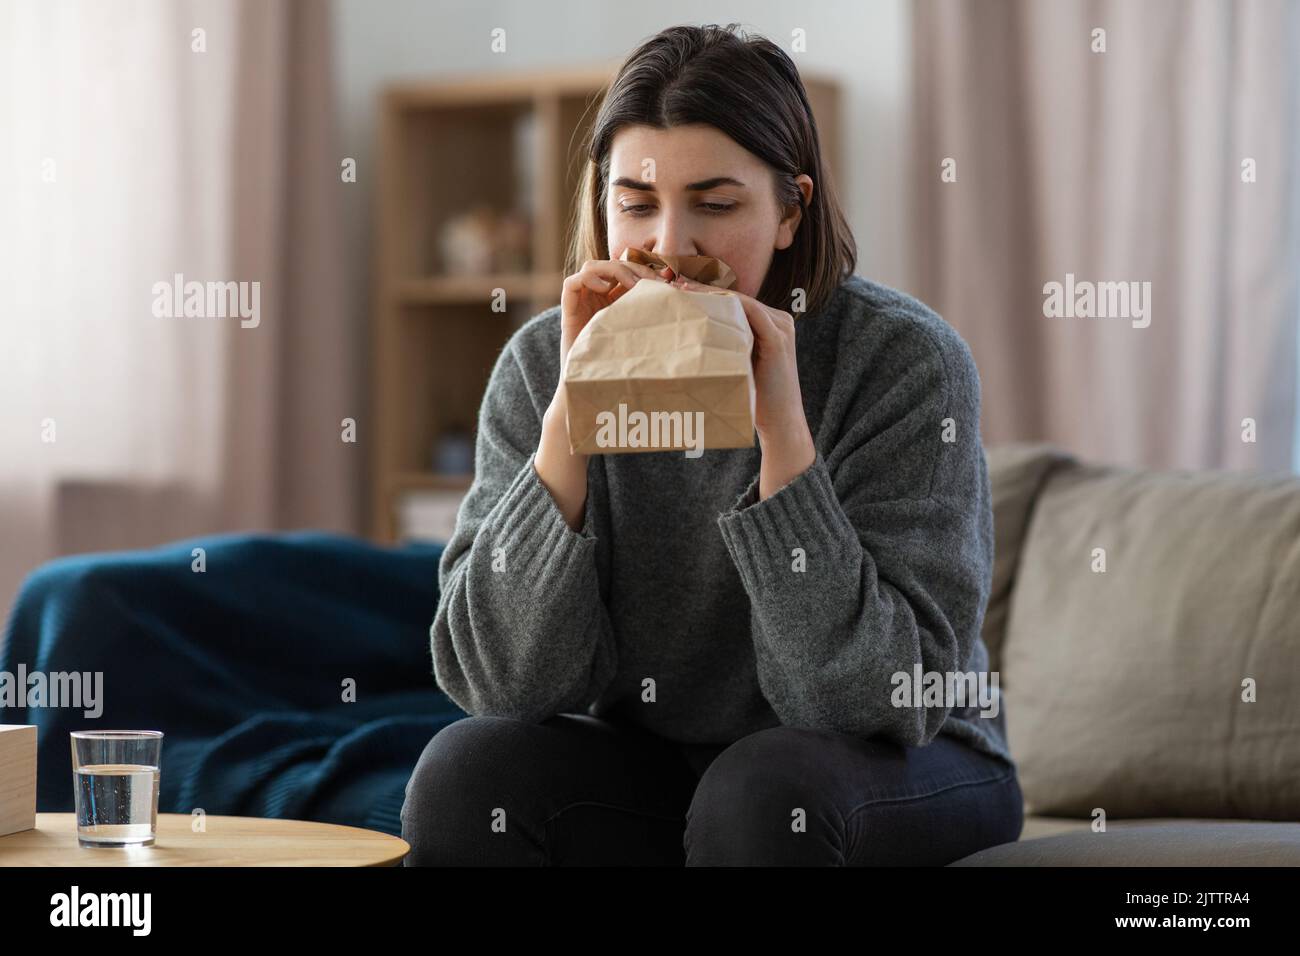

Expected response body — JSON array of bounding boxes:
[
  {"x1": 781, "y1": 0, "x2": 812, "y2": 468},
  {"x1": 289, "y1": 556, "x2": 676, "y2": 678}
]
[{"x1": 671, "y1": 275, "x2": 816, "y2": 494}]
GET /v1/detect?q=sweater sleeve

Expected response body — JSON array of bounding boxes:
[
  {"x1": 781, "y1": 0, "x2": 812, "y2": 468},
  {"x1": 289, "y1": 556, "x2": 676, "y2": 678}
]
[
  {"x1": 714, "y1": 330, "x2": 993, "y2": 747},
  {"x1": 429, "y1": 334, "x2": 618, "y2": 723}
]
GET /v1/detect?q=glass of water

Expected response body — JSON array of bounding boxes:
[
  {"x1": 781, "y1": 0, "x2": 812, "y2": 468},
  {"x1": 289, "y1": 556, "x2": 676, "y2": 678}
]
[{"x1": 70, "y1": 730, "x2": 163, "y2": 847}]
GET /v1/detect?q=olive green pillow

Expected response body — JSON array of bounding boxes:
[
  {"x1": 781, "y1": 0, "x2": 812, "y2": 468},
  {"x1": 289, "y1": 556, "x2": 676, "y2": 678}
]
[{"x1": 1000, "y1": 459, "x2": 1300, "y2": 819}]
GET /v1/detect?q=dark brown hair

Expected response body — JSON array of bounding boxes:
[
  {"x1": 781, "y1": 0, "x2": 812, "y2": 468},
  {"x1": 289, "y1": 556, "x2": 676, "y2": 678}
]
[{"x1": 565, "y1": 23, "x2": 857, "y2": 317}]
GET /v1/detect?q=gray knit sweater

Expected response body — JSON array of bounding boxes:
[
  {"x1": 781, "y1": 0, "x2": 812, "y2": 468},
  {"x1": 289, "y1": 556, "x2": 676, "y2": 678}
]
[{"x1": 430, "y1": 274, "x2": 1012, "y2": 765}]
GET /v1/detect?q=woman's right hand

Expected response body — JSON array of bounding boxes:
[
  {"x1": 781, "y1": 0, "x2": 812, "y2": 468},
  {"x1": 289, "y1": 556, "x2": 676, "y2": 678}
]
[
  {"x1": 559, "y1": 257, "x2": 673, "y2": 371},
  {"x1": 539, "y1": 257, "x2": 671, "y2": 530}
]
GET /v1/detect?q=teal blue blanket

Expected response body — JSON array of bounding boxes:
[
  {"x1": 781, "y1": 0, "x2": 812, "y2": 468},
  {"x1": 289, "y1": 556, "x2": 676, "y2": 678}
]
[{"x1": 0, "y1": 532, "x2": 466, "y2": 836}]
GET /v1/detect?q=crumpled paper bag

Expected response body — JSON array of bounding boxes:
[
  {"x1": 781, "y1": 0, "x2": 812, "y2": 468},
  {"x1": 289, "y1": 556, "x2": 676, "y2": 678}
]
[{"x1": 563, "y1": 247, "x2": 755, "y2": 457}]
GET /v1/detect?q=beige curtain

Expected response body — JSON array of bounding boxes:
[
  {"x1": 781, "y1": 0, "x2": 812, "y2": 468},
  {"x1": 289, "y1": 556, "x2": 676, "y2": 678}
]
[
  {"x1": 0, "y1": 0, "x2": 358, "y2": 612},
  {"x1": 911, "y1": 0, "x2": 1300, "y2": 473}
]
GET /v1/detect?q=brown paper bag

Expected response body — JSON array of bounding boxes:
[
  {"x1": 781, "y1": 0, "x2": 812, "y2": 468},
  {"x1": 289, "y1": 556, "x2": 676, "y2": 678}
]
[{"x1": 563, "y1": 248, "x2": 755, "y2": 456}]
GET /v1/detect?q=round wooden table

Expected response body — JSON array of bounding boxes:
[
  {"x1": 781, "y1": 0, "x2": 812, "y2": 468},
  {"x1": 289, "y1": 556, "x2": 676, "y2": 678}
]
[{"x1": 0, "y1": 813, "x2": 410, "y2": 866}]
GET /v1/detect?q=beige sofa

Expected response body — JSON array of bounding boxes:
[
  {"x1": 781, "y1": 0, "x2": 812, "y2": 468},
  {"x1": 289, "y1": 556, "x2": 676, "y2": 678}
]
[{"x1": 948, "y1": 443, "x2": 1300, "y2": 865}]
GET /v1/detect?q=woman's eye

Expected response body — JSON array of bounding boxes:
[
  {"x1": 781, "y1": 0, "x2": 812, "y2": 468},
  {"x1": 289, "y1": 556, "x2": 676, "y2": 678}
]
[{"x1": 618, "y1": 202, "x2": 735, "y2": 216}]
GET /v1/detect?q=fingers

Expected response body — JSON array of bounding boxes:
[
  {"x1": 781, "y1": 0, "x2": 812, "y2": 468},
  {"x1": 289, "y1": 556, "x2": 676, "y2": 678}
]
[
  {"x1": 563, "y1": 258, "x2": 693, "y2": 323},
  {"x1": 625, "y1": 260, "x2": 672, "y2": 281},
  {"x1": 579, "y1": 259, "x2": 665, "y2": 295},
  {"x1": 736, "y1": 296, "x2": 780, "y2": 347},
  {"x1": 673, "y1": 277, "x2": 785, "y2": 345}
]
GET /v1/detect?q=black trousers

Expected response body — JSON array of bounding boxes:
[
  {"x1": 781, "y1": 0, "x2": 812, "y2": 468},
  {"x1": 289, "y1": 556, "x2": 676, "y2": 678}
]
[{"x1": 401, "y1": 711, "x2": 1023, "y2": 866}]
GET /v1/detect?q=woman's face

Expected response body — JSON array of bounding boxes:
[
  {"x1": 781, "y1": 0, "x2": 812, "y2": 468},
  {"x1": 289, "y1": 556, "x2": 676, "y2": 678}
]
[{"x1": 604, "y1": 123, "x2": 813, "y2": 299}]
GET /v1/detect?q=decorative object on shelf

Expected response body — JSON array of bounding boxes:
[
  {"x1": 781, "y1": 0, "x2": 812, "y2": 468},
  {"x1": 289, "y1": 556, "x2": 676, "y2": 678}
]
[
  {"x1": 438, "y1": 205, "x2": 495, "y2": 275},
  {"x1": 437, "y1": 204, "x2": 532, "y2": 276},
  {"x1": 494, "y1": 208, "x2": 531, "y2": 273},
  {"x1": 432, "y1": 425, "x2": 475, "y2": 475}
]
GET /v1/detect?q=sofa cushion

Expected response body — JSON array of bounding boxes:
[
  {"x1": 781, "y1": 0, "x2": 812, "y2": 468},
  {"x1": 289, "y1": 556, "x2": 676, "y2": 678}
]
[
  {"x1": 1018, "y1": 814, "x2": 1094, "y2": 840},
  {"x1": 950, "y1": 821, "x2": 1300, "y2": 866},
  {"x1": 982, "y1": 443, "x2": 1080, "y2": 672},
  {"x1": 1000, "y1": 458, "x2": 1300, "y2": 820}
]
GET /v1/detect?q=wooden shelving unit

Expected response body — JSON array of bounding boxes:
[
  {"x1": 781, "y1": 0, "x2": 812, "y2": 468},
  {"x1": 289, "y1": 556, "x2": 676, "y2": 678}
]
[{"x1": 370, "y1": 63, "x2": 843, "y2": 543}]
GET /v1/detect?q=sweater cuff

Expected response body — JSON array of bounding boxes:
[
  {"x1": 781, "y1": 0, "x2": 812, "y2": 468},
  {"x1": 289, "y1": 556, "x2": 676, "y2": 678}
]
[
  {"x1": 491, "y1": 451, "x2": 598, "y2": 559},
  {"x1": 715, "y1": 448, "x2": 857, "y2": 587}
]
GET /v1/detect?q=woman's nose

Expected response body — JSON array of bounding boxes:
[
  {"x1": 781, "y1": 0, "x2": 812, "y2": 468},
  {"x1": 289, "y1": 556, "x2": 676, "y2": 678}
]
[
  {"x1": 650, "y1": 243, "x2": 699, "y2": 260},
  {"x1": 649, "y1": 212, "x2": 697, "y2": 259}
]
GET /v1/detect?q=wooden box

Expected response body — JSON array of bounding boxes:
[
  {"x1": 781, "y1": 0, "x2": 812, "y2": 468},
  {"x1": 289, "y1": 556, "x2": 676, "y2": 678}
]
[{"x1": 0, "y1": 725, "x2": 37, "y2": 837}]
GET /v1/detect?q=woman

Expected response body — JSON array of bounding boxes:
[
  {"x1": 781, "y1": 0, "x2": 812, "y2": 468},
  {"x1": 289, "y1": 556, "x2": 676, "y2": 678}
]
[{"x1": 401, "y1": 23, "x2": 1023, "y2": 866}]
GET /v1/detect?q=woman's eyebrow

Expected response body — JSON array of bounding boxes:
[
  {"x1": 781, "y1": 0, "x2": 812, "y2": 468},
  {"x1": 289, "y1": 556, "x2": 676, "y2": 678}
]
[{"x1": 610, "y1": 176, "x2": 747, "y2": 192}]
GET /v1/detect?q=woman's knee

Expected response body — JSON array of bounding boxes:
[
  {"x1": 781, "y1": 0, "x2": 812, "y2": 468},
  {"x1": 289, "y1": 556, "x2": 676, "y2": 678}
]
[
  {"x1": 685, "y1": 726, "x2": 844, "y2": 865},
  {"x1": 400, "y1": 715, "x2": 548, "y2": 866},
  {"x1": 685, "y1": 727, "x2": 1020, "y2": 866}
]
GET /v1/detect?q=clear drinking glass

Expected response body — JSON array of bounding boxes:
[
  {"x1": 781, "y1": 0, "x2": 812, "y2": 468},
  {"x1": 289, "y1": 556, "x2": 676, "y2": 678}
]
[{"x1": 70, "y1": 730, "x2": 163, "y2": 847}]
